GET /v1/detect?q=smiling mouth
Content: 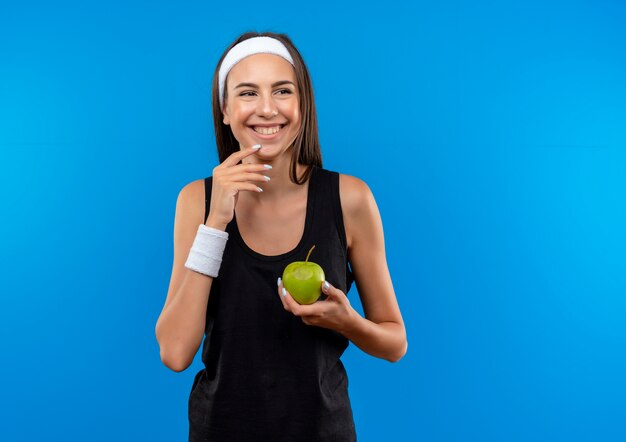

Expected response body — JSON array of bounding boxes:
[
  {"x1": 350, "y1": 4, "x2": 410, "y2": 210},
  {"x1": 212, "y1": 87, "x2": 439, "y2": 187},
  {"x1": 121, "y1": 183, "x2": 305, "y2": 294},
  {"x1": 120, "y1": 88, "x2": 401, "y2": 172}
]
[{"x1": 250, "y1": 124, "x2": 286, "y2": 135}]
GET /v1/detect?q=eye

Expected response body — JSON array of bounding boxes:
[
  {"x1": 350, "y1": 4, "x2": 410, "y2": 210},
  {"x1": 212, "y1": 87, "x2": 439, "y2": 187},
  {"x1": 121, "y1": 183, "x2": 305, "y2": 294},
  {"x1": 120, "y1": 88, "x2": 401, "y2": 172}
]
[{"x1": 239, "y1": 89, "x2": 292, "y2": 97}]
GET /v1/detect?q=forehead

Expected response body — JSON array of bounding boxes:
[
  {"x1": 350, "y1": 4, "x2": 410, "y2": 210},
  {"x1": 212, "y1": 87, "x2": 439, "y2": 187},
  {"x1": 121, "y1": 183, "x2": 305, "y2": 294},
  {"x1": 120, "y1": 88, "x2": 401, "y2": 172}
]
[{"x1": 227, "y1": 53, "x2": 296, "y2": 85}]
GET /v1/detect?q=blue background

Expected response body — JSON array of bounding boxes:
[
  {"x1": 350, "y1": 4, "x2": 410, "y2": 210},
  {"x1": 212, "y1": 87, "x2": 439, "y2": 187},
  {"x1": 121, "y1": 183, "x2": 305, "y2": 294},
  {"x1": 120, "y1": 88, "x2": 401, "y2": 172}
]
[{"x1": 1, "y1": 0, "x2": 625, "y2": 441}]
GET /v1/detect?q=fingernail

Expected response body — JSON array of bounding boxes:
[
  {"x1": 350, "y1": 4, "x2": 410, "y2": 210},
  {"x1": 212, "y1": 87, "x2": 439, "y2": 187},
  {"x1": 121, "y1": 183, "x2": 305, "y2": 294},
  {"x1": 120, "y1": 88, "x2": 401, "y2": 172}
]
[
  {"x1": 252, "y1": 144, "x2": 262, "y2": 149},
  {"x1": 277, "y1": 277, "x2": 282, "y2": 287},
  {"x1": 323, "y1": 281, "x2": 330, "y2": 291},
  {"x1": 282, "y1": 287, "x2": 287, "y2": 297}
]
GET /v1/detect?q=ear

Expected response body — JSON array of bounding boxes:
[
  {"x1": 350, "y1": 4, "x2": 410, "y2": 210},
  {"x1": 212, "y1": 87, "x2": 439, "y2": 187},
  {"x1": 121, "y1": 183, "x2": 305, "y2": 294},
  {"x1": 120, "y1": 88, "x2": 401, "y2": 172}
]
[{"x1": 222, "y1": 105, "x2": 230, "y2": 125}]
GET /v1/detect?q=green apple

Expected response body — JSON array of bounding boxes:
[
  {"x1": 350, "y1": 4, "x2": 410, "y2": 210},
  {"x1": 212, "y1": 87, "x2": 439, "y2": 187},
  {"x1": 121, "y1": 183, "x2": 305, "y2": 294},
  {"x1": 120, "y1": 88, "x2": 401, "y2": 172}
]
[{"x1": 282, "y1": 245, "x2": 325, "y2": 305}]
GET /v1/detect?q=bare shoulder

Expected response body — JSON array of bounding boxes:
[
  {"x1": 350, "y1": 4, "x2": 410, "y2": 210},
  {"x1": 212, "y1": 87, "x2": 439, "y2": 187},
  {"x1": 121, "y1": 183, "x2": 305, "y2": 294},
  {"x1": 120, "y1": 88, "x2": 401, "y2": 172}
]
[
  {"x1": 176, "y1": 178, "x2": 206, "y2": 226},
  {"x1": 338, "y1": 173, "x2": 372, "y2": 212},
  {"x1": 338, "y1": 173, "x2": 376, "y2": 250}
]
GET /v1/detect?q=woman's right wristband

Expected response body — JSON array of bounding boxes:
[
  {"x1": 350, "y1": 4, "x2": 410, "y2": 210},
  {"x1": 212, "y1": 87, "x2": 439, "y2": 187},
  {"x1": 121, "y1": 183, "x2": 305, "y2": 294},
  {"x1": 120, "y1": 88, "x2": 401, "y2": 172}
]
[{"x1": 184, "y1": 224, "x2": 229, "y2": 278}]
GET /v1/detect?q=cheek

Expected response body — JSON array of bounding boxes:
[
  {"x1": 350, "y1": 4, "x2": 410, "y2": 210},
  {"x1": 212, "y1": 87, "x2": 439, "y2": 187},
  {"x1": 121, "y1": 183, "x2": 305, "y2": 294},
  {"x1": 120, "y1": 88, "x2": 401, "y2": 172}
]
[
  {"x1": 231, "y1": 103, "x2": 255, "y2": 119},
  {"x1": 293, "y1": 112, "x2": 302, "y2": 129},
  {"x1": 287, "y1": 106, "x2": 300, "y2": 124}
]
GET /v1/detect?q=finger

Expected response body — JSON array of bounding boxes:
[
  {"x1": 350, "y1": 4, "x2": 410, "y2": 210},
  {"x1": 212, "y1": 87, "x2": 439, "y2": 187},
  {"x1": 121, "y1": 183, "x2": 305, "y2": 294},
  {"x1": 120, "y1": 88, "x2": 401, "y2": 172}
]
[
  {"x1": 321, "y1": 280, "x2": 344, "y2": 300},
  {"x1": 283, "y1": 288, "x2": 297, "y2": 311},
  {"x1": 279, "y1": 281, "x2": 308, "y2": 315},
  {"x1": 228, "y1": 171, "x2": 271, "y2": 184},
  {"x1": 231, "y1": 182, "x2": 265, "y2": 194},
  {"x1": 282, "y1": 285, "x2": 300, "y2": 313},
  {"x1": 277, "y1": 278, "x2": 292, "y2": 311},
  {"x1": 278, "y1": 279, "x2": 324, "y2": 316},
  {"x1": 321, "y1": 280, "x2": 333, "y2": 296},
  {"x1": 286, "y1": 290, "x2": 323, "y2": 317},
  {"x1": 277, "y1": 277, "x2": 286, "y2": 306},
  {"x1": 222, "y1": 144, "x2": 262, "y2": 168},
  {"x1": 230, "y1": 162, "x2": 273, "y2": 175}
]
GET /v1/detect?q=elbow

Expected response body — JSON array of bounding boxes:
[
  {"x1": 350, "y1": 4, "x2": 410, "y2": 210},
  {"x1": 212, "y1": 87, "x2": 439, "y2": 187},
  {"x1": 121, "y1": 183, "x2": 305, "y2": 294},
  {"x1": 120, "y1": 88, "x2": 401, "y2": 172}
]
[
  {"x1": 157, "y1": 338, "x2": 192, "y2": 373},
  {"x1": 155, "y1": 325, "x2": 193, "y2": 372},
  {"x1": 160, "y1": 349, "x2": 191, "y2": 373},
  {"x1": 388, "y1": 339, "x2": 408, "y2": 363},
  {"x1": 168, "y1": 362, "x2": 189, "y2": 373}
]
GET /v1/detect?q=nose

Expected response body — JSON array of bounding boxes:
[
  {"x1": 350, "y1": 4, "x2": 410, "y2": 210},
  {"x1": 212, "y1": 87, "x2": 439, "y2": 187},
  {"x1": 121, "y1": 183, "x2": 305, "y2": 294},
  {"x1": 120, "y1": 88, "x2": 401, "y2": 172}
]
[{"x1": 257, "y1": 92, "x2": 279, "y2": 118}]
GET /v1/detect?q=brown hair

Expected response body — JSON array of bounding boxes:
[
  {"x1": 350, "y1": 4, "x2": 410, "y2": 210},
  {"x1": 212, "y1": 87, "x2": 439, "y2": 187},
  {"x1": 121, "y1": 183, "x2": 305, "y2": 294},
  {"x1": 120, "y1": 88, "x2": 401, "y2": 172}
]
[{"x1": 211, "y1": 31, "x2": 322, "y2": 185}]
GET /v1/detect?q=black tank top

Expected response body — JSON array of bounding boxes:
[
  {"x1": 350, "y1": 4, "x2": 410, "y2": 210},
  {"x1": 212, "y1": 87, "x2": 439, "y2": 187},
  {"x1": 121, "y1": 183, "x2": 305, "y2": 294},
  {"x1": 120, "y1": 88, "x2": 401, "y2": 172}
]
[{"x1": 188, "y1": 165, "x2": 357, "y2": 441}]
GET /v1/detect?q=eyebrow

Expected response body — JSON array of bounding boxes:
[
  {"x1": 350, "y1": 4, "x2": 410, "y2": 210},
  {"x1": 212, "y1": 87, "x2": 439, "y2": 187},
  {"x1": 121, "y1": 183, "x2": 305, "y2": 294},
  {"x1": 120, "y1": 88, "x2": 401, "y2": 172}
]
[{"x1": 234, "y1": 80, "x2": 296, "y2": 89}]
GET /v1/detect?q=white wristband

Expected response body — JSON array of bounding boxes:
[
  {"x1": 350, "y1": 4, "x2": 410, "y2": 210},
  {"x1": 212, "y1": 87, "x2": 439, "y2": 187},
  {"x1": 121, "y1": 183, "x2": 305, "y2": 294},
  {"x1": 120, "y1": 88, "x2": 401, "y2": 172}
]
[{"x1": 184, "y1": 224, "x2": 229, "y2": 278}]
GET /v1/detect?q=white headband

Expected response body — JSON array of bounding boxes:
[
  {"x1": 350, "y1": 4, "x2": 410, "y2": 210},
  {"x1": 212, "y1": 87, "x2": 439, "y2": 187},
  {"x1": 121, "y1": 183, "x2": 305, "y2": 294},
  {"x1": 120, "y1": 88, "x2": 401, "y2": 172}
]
[{"x1": 218, "y1": 36, "x2": 295, "y2": 110}]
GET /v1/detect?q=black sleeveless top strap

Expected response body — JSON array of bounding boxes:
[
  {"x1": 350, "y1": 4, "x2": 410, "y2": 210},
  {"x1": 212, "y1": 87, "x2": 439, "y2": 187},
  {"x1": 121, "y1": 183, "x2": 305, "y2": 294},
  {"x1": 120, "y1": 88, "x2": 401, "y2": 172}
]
[{"x1": 189, "y1": 165, "x2": 357, "y2": 442}]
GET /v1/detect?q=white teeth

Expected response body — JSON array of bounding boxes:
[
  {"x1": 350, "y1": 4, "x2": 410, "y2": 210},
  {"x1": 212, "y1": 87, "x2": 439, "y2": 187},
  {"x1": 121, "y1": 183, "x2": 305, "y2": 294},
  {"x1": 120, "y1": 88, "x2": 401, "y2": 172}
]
[{"x1": 252, "y1": 125, "x2": 283, "y2": 135}]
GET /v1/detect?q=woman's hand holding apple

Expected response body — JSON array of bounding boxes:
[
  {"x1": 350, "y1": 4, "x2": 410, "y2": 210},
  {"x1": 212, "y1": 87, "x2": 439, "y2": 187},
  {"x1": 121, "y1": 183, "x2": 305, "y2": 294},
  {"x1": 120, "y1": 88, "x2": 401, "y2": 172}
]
[
  {"x1": 205, "y1": 144, "x2": 272, "y2": 228},
  {"x1": 278, "y1": 277, "x2": 356, "y2": 335}
]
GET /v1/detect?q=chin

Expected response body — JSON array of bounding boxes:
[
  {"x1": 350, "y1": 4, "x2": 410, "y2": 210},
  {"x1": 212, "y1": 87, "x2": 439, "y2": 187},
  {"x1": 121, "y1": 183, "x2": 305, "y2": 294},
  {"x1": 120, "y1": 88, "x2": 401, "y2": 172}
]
[
  {"x1": 256, "y1": 144, "x2": 287, "y2": 156},
  {"x1": 255, "y1": 138, "x2": 295, "y2": 153}
]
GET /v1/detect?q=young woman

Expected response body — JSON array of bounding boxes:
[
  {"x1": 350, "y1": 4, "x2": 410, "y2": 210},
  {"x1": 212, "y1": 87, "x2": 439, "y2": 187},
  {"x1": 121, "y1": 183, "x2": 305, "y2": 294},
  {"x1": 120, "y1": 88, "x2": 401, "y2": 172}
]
[{"x1": 155, "y1": 31, "x2": 407, "y2": 441}]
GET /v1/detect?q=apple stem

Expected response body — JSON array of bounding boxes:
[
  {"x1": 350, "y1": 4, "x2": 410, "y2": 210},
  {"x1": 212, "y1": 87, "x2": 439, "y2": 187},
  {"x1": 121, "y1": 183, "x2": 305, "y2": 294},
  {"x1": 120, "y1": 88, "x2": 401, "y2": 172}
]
[{"x1": 305, "y1": 245, "x2": 315, "y2": 263}]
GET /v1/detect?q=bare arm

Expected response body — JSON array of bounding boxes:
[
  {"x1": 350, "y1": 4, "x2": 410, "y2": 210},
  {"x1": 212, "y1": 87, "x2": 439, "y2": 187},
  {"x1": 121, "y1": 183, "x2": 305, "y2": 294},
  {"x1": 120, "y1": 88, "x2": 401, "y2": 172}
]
[
  {"x1": 339, "y1": 174, "x2": 407, "y2": 363},
  {"x1": 156, "y1": 147, "x2": 269, "y2": 371},
  {"x1": 340, "y1": 313, "x2": 407, "y2": 363},
  {"x1": 275, "y1": 174, "x2": 407, "y2": 362},
  {"x1": 155, "y1": 180, "x2": 227, "y2": 372}
]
